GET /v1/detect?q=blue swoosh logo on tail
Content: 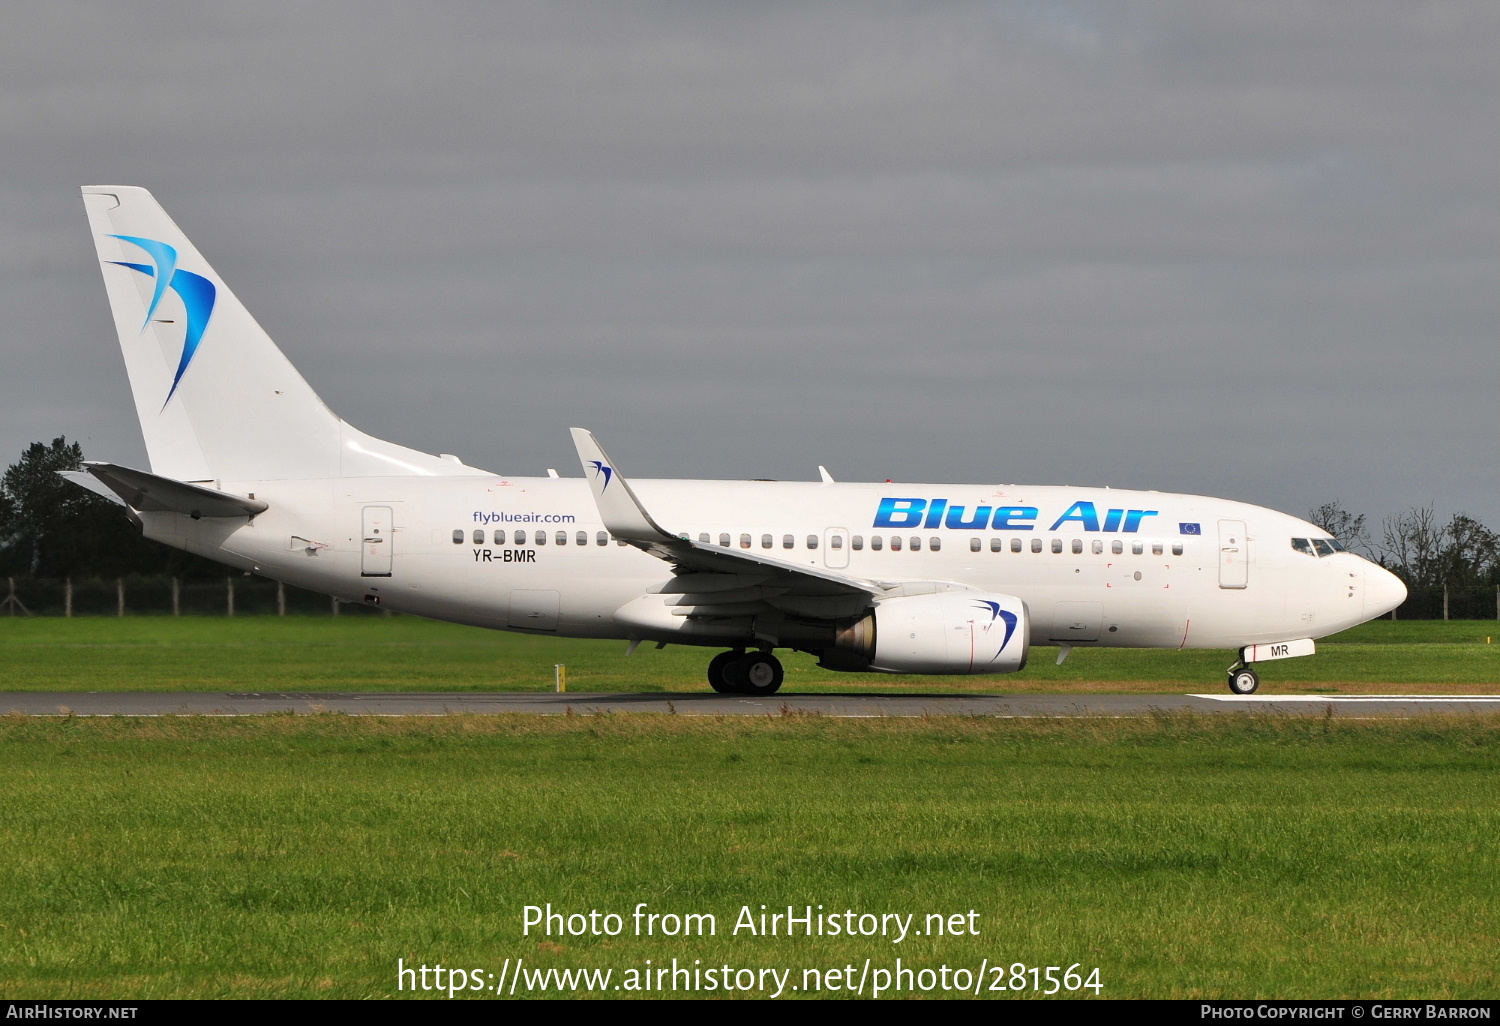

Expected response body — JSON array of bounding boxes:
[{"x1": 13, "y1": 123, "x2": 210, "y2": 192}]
[{"x1": 108, "y1": 236, "x2": 217, "y2": 407}]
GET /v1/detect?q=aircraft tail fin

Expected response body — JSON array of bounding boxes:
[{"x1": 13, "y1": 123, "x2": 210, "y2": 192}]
[{"x1": 81, "y1": 186, "x2": 485, "y2": 482}]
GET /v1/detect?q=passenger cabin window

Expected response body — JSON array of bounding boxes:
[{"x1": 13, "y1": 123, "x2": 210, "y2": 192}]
[
  {"x1": 1092, "y1": 540, "x2": 1103, "y2": 554},
  {"x1": 852, "y1": 535, "x2": 864, "y2": 550},
  {"x1": 807, "y1": 535, "x2": 819, "y2": 549},
  {"x1": 1051, "y1": 539, "x2": 1063, "y2": 554},
  {"x1": 830, "y1": 536, "x2": 843, "y2": 549},
  {"x1": 930, "y1": 537, "x2": 941, "y2": 551},
  {"x1": 495, "y1": 530, "x2": 506, "y2": 545},
  {"x1": 452, "y1": 529, "x2": 463, "y2": 544},
  {"x1": 971, "y1": 538, "x2": 982, "y2": 552},
  {"x1": 761, "y1": 534, "x2": 773, "y2": 549},
  {"x1": 870, "y1": 536, "x2": 883, "y2": 551},
  {"x1": 597, "y1": 531, "x2": 609, "y2": 546},
  {"x1": 910, "y1": 536, "x2": 922, "y2": 551},
  {"x1": 1012, "y1": 539, "x2": 1023, "y2": 553},
  {"x1": 1171, "y1": 542, "x2": 1183, "y2": 556},
  {"x1": 890, "y1": 536, "x2": 903, "y2": 551},
  {"x1": 535, "y1": 530, "x2": 546, "y2": 545},
  {"x1": 720, "y1": 533, "x2": 731, "y2": 547},
  {"x1": 991, "y1": 538, "x2": 1002, "y2": 552},
  {"x1": 473, "y1": 529, "x2": 484, "y2": 545},
  {"x1": 1131, "y1": 541, "x2": 1143, "y2": 555},
  {"x1": 1072, "y1": 539, "x2": 1083, "y2": 554},
  {"x1": 515, "y1": 530, "x2": 526, "y2": 545},
  {"x1": 740, "y1": 534, "x2": 751, "y2": 549},
  {"x1": 1031, "y1": 538, "x2": 1042, "y2": 553},
  {"x1": 699, "y1": 533, "x2": 709, "y2": 543},
  {"x1": 783, "y1": 534, "x2": 795, "y2": 549},
  {"x1": 1112, "y1": 540, "x2": 1123, "y2": 555},
  {"x1": 557, "y1": 530, "x2": 568, "y2": 545},
  {"x1": 1151, "y1": 542, "x2": 1163, "y2": 555}
]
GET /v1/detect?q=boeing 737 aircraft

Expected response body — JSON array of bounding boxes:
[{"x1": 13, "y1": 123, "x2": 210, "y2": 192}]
[{"x1": 66, "y1": 186, "x2": 1407, "y2": 695}]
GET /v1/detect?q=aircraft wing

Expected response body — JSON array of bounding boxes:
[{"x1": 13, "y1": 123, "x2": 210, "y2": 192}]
[{"x1": 570, "y1": 428, "x2": 878, "y2": 605}]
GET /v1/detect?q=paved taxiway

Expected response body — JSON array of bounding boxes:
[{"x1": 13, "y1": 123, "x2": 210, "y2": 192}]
[{"x1": 5, "y1": 692, "x2": 1500, "y2": 717}]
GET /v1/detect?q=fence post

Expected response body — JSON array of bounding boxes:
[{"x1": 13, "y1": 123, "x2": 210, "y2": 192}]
[
  {"x1": 171, "y1": 577, "x2": 180, "y2": 617},
  {"x1": 227, "y1": 577, "x2": 235, "y2": 617},
  {"x1": 331, "y1": 595, "x2": 339, "y2": 617},
  {"x1": 64, "y1": 578, "x2": 72, "y2": 618},
  {"x1": 1443, "y1": 584, "x2": 1449, "y2": 621},
  {"x1": 277, "y1": 581, "x2": 286, "y2": 616},
  {"x1": 0, "y1": 577, "x2": 32, "y2": 616},
  {"x1": 116, "y1": 578, "x2": 125, "y2": 617}
]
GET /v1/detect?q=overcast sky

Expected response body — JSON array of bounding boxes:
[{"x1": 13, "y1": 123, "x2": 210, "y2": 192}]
[{"x1": 2, "y1": 1, "x2": 1495, "y2": 533}]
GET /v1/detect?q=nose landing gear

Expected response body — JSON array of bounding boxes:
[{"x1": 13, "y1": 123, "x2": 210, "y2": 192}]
[
  {"x1": 706, "y1": 650, "x2": 785, "y2": 696},
  {"x1": 1227, "y1": 662, "x2": 1260, "y2": 695}
]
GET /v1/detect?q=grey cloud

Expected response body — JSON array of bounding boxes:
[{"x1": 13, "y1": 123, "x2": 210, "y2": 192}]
[{"x1": 0, "y1": 1, "x2": 1494, "y2": 531}]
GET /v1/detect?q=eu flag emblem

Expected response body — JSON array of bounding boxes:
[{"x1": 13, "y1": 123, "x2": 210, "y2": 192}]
[{"x1": 1179, "y1": 523, "x2": 1201, "y2": 535}]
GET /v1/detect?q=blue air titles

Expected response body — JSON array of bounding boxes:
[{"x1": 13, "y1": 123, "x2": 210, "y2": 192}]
[{"x1": 875, "y1": 498, "x2": 1158, "y2": 533}]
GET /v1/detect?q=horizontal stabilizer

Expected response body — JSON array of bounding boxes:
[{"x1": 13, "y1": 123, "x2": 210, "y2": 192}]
[
  {"x1": 57, "y1": 471, "x2": 127, "y2": 506},
  {"x1": 73, "y1": 461, "x2": 268, "y2": 518}
]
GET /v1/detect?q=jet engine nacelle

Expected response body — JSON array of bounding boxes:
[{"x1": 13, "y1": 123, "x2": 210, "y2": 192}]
[{"x1": 829, "y1": 592, "x2": 1030, "y2": 674}]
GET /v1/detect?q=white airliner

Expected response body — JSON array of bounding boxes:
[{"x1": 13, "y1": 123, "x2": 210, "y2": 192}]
[{"x1": 67, "y1": 186, "x2": 1407, "y2": 696}]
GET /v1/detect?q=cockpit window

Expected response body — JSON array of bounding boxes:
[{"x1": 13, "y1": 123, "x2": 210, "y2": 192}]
[{"x1": 1293, "y1": 537, "x2": 1347, "y2": 558}]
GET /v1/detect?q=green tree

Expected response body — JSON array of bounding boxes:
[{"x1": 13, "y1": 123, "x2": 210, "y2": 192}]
[
  {"x1": 0, "y1": 437, "x2": 218, "y2": 578},
  {"x1": 1378, "y1": 504, "x2": 1499, "y2": 588},
  {"x1": 1307, "y1": 500, "x2": 1370, "y2": 556}
]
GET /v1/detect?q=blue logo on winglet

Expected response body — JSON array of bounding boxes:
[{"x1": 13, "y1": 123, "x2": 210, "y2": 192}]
[
  {"x1": 586, "y1": 461, "x2": 613, "y2": 490},
  {"x1": 107, "y1": 235, "x2": 217, "y2": 407}
]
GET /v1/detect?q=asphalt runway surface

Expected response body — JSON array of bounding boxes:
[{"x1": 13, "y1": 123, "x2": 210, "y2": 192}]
[{"x1": 5, "y1": 692, "x2": 1500, "y2": 717}]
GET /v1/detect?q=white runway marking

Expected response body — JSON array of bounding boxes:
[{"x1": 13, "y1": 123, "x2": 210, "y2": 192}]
[{"x1": 1188, "y1": 694, "x2": 1500, "y2": 702}]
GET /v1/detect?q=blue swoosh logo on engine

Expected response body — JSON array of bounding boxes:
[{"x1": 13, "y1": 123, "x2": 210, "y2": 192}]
[{"x1": 974, "y1": 600, "x2": 1019, "y2": 652}]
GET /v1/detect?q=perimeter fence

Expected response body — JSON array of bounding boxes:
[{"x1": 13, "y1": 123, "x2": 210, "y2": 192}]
[
  {"x1": 0, "y1": 576, "x2": 389, "y2": 617},
  {"x1": 0, "y1": 576, "x2": 1495, "y2": 620}
]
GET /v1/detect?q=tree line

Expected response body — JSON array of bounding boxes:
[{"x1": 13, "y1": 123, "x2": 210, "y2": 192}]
[
  {"x1": 2, "y1": 436, "x2": 1496, "y2": 589},
  {"x1": 1307, "y1": 500, "x2": 1499, "y2": 590}
]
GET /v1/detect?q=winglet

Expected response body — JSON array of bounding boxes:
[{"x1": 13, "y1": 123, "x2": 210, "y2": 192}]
[
  {"x1": 569, "y1": 428, "x2": 677, "y2": 545},
  {"x1": 818, "y1": 465, "x2": 835, "y2": 484}
]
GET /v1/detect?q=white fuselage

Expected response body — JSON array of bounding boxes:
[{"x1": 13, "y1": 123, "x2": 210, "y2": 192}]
[{"x1": 139, "y1": 475, "x2": 1404, "y2": 652}]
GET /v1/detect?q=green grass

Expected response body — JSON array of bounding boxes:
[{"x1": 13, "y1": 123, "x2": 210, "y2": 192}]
[
  {"x1": 1, "y1": 714, "x2": 1496, "y2": 999},
  {"x1": 1, "y1": 616, "x2": 1497, "y2": 693}
]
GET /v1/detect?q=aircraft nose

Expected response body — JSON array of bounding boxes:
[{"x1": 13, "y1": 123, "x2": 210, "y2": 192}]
[{"x1": 1365, "y1": 565, "x2": 1408, "y2": 619}]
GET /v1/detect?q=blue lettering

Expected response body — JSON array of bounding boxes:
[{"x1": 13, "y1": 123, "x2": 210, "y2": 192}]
[
  {"x1": 992, "y1": 506, "x2": 1039, "y2": 531},
  {"x1": 945, "y1": 504, "x2": 992, "y2": 530},
  {"x1": 875, "y1": 498, "x2": 927, "y2": 528},
  {"x1": 923, "y1": 499, "x2": 948, "y2": 530},
  {"x1": 1102, "y1": 508, "x2": 1123, "y2": 532},
  {"x1": 1048, "y1": 501, "x2": 1100, "y2": 532},
  {"x1": 1123, "y1": 510, "x2": 1158, "y2": 532}
]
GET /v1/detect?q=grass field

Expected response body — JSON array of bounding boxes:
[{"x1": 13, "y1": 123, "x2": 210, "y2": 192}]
[
  {"x1": 1, "y1": 714, "x2": 1496, "y2": 999},
  {"x1": 1, "y1": 616, "x2": 1497, "y2": 693}
]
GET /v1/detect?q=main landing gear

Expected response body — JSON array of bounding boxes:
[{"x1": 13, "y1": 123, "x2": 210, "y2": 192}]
[
  {"x1": 707, "y1": 650, "x2": 785, "y2": 696},
  {"x1": 1227, "y1": 661, "x2": 1260, "y2": 695}
]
